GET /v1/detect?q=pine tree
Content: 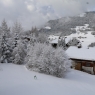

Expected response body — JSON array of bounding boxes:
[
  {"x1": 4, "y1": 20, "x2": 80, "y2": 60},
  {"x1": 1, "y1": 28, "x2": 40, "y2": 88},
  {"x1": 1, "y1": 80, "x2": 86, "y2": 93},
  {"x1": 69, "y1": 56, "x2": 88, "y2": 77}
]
[
  {"x1": 0, "y1": 20, "x2": 12, "y2": 63},
  {"x1": 12, "y1": 40, "x2": 26, "y2": 64},
  {"x1": 1, "y1": 19, "x2": 10, "y2": 38},
  {"x1": 12, "y1": 21, "x2": 23, "y2": 48}
]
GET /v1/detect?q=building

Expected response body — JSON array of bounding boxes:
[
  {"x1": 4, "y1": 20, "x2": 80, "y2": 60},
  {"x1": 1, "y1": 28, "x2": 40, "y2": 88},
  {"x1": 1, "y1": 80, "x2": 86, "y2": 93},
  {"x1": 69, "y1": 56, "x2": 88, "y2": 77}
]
[
  {"x1": 66, "y1": 46, "x2": 95, "y2": 74},
  {"x1": 48, "y1": 35, "x2": 60, "y2": 48}
]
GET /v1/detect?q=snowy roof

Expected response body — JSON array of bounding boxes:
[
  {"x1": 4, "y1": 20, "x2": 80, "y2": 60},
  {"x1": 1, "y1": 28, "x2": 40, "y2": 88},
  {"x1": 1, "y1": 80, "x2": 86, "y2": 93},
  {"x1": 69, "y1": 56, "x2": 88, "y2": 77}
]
[
  {"x1": 66, "y1": 46, "x2": 95, "y2": 61},
  {"x1": 48, "y1": 35, "x2": 59, "y2": 44},
  {"x1": 44, "y1": 26, "x2": 51, "y2": 30}
]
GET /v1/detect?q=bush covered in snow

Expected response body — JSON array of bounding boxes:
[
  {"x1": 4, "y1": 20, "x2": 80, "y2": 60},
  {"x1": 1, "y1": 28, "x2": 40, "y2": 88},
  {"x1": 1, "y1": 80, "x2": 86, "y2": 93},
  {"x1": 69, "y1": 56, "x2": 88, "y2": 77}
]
[
  {"x1": 37, "y1": 33, "x2": 47, "y2": 43},
  {"x1": 88, "y1": 42, "x2": 95, "y2": 47},
  {"x1": 26, "y1": 43, "x2": 71, "y2": 77},
  {"x1": 91, "y1": 31, "x2": 95, "y2": 35},
  {"x1": 66, "y1": 38, "x2": 80, "y2": 47}
]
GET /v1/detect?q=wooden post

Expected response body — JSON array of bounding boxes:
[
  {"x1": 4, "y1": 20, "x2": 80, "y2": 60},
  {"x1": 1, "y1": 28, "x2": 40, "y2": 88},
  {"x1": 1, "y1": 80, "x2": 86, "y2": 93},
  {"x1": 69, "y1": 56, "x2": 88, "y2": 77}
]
[{"x1": 75, "y1": 62, "x2": 82, "y2": 70}]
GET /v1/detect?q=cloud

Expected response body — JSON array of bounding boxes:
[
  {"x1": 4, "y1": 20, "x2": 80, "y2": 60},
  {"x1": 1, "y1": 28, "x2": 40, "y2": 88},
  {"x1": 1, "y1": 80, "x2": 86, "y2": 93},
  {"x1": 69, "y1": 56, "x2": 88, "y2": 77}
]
[
  {"x1": 0, "y1": 0, "x2": 95, "y2": 30},
  {"x1": 0, "y1": 0, "x2": 14, "y2": 7},
  {"x1": 27, "y1": 5, "x2": 35, "y2": 11}
]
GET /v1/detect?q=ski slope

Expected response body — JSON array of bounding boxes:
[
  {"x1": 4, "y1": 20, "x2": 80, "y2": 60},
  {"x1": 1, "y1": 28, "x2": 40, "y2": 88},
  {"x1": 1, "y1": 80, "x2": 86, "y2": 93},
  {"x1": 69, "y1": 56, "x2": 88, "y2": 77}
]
[{"x1": 0, "y1": 63, "x2": 95, "y2": 95}]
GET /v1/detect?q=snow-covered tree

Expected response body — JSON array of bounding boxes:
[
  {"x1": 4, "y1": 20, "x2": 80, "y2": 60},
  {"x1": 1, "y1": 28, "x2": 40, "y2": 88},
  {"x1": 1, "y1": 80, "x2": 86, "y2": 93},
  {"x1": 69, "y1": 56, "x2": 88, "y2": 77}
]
[
  {"x1": 1, "y1": 19, "x2": 10, "y2": 38},
  {"x1": 29, "y1": 27, "x2": 39, "y2": 37},
  {"x1": 0, "y1": 33, "x2": 12, "y2": 63},
  {"x1": 12, "y1": 21, "x2": 23, "y2": 35},
  {"x1": 12, "y1": 40, "x2": 26, "y2": 64},
  {"x1": 37, "y1": 33, "x2": 47, "y2": 43},
  {"x1": 66, "y1": 38, "x2": 80, "y2": 47},
  {"x1": 91, "y1": 31, "x2": 95, "y2": 35},
  {"x1": 0, "y1": 20, "x2": 12, "y2": 63},
  {"x1": 26, "y1": 43, "x2": 71, "y2": 77},
  {"x1": 11, "y1": 21, "x2": 23, "y2": 43},
  {"x1": 88, "y1": 42, "x2": 95, "y2": 47}
]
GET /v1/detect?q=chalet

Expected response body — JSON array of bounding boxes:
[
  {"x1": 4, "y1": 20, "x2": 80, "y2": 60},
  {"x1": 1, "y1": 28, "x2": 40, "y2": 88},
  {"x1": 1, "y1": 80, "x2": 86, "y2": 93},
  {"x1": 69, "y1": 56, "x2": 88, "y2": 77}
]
[
  {"x1": 48, "y1": 35, "x2": 60, "y2": 48},
  {"x1": 66, "y1": 46, "x2": 95, "y2": 74}
]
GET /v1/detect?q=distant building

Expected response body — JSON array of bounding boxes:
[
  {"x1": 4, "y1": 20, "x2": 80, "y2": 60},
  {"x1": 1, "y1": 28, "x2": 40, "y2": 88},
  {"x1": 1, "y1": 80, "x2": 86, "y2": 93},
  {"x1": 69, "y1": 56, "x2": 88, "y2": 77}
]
[{"x1": 48, "y1": 35, "x2": 60, "y2": 48}]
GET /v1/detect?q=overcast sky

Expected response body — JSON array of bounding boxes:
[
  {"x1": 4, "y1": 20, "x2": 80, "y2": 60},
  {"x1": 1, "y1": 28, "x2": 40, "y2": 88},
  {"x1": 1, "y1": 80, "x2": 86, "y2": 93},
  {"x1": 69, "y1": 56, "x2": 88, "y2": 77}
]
[{"x1": 0, "y1": 0, "x2": 95, "y2": 30}]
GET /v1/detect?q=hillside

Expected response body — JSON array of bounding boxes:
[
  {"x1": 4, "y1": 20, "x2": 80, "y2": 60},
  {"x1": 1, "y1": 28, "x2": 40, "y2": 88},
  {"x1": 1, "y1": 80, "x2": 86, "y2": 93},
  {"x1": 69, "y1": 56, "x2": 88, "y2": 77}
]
[
  {"x1": 40, "y1": 11, "x2": 95, "y2": 35},
  {"x1": 0, "y1": 63, "x2": 95, "y2": 95}
]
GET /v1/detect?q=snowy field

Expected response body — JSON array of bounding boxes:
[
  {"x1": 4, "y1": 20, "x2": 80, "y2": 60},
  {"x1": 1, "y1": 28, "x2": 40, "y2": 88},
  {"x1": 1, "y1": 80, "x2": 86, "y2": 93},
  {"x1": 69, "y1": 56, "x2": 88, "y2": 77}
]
[
  {"x1": 65, "y1": 31, "x2": 95, "y2": 48},
  {"x1": 0, "y1": 63, "x2": 95, "y2": 95}
]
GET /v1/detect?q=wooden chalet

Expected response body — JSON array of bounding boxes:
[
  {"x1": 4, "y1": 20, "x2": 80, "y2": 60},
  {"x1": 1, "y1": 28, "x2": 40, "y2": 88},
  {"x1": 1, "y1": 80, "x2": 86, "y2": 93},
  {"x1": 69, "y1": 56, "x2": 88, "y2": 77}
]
[
  {"x1": 70, "y1": 58, "x2": 95, "y2": 74},
  {"x1": 66, "y1": 46, "x2": 95, "y2": 74}
]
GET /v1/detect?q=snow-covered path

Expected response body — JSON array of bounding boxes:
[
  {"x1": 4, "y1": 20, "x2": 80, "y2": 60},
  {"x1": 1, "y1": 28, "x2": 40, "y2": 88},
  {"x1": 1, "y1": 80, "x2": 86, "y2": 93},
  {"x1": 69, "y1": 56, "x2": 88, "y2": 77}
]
[{"x1": 0, "y1": 63, "x2": 95, "y2": 95}]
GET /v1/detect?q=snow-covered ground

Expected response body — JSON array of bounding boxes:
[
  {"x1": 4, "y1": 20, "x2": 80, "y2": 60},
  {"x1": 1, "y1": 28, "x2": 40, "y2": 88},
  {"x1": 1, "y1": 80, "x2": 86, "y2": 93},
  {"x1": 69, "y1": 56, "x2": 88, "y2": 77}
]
[
  {"x1": 66, "y1": 31, "x2": 95, "y2": 60},
  {"x1": 0, "y1": 63, "x2": 95, "y2": 95},
  {"x1": 65, "y1": 31, "x2": 95, "y2": 48}
]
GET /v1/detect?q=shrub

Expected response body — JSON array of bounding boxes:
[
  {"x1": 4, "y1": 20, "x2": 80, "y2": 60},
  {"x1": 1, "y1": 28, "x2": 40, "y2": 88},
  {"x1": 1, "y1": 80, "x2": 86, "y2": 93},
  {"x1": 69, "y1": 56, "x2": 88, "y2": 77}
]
[
  {"x1": 26, "y1": 43, "x2": 71, "y2": 77},
  {"x1": 67, "y1": 38, "x2": 80, "y2": 47},
  {"x1": 88, "y1": 42, "x2": 95, "y2": 47},
  {"x1": 91, "y1": 31, "x2": 95, "y2": 35}
]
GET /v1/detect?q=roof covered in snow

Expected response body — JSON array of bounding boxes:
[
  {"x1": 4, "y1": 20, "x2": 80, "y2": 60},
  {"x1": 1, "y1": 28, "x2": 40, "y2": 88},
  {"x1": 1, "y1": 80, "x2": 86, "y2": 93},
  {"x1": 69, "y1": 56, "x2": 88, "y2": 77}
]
[
  {"x1": 66, "y1": 46, "x2": 95, "y2": 61},
  {"x1": 48, "y1": 35, "x2": 59, "y2": 44},
  {"x1": 44, "y1": 26, "x2": 51, "y2": 30}
]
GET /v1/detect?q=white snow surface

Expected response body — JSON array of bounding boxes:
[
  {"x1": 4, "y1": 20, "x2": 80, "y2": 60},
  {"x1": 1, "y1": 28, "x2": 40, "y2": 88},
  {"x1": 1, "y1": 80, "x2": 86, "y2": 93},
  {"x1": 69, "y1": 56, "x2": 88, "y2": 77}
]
[
  {"x1": 79, "y1": 13, "x2": 86, "y2": 17},
  {"x1": 48, "y1": 35, "x2": 59, "y2": 43},
  {"x1": 0, "y1": 63, "x2": 95, "y2": 95},
  {"x1": 65, "y1": 31, "x2": 95, "y2": 47},
  {"x1": 45, "y1": 26, "x2": 51, "y2": 29},
  {"x1": 66, "y1": 31, "x2": 95, "y2": 60},
  {"x1": 66, "y1": 46, "x2": 95, "y2": 61}
]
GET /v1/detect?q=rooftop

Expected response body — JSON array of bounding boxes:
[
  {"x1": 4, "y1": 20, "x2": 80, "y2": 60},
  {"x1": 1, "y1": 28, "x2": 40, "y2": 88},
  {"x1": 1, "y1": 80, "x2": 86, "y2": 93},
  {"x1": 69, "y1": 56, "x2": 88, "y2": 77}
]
[{"x1": 66, "y1": 46, "x2": 95, "y2": 61}]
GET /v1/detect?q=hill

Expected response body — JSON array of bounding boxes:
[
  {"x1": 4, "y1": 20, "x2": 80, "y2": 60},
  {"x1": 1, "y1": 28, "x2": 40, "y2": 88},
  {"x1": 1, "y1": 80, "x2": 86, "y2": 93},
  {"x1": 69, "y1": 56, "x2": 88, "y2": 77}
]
[
  {"x1": 0, "y1": 63, "x2": 95, "y2": 95},
  {"x1": 39, "y1": 11, "x2": 95, "y2": 35}
]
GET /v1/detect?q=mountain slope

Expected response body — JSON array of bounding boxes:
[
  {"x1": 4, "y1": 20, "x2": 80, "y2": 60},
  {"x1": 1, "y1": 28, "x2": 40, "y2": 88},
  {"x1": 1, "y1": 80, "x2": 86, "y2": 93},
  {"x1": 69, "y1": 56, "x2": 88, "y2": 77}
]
[{"x1": 42, "y1": 11, "x2": 95, "y2": 35}]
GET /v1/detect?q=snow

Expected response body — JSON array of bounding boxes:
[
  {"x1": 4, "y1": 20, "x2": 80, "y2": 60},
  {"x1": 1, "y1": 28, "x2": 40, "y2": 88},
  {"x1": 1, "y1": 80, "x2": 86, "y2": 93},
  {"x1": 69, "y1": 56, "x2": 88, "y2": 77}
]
[
  {"x1": 66, "y1": 46, "x2": 95, "y2": 61},
  {"x1": 65, "y1": 31, "x2": 95, "y2": 60},
  {"x1": 79, "y1": 13, "x2": 86, "y2": 17},
  {"x1": 71, "y1": 24, "x2": 90, "y2": 33},
  {"x1": 0, "y1": 63, "x2": 95, "y2": 95},
  {"x1": 65, "y1": 31, "x2": 95, "y2": 48},
  {"x1": 44, "y1": 26, "x2": 51, "y2": 30},
  {"x1": 48, "y1": 35, "x2": 59, "y2": 44}
]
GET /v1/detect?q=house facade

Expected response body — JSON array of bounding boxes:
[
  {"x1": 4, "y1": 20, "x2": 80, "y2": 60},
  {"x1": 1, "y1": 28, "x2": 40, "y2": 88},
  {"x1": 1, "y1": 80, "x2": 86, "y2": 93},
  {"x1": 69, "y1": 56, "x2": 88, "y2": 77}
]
[{"x1": 71, "y1": 58, "x2": 95, "y2": 74}]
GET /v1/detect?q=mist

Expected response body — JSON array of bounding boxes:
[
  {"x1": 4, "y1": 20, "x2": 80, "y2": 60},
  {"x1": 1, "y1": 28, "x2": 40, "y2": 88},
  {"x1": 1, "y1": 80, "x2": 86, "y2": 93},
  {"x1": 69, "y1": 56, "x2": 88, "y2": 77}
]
[{"x1": 0, "y1": 0, "x2": 95, "y2": 30}]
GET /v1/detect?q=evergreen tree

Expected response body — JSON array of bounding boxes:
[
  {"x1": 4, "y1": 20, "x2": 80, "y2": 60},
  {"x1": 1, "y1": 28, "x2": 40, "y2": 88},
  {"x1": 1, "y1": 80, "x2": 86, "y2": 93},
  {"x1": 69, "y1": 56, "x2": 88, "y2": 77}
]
[
  {"x1": 0, "y1": 20, "x2": 12, "y2": 63},
  {"x1": 12, "y1": 40, "x2": 26, "y2": 64},
  {"x1": 12, "y1": 21, "x2": 23, "y2": 48},
  {"x1": 1, "y1": 19, "x2": 10, "y2": 38}
]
